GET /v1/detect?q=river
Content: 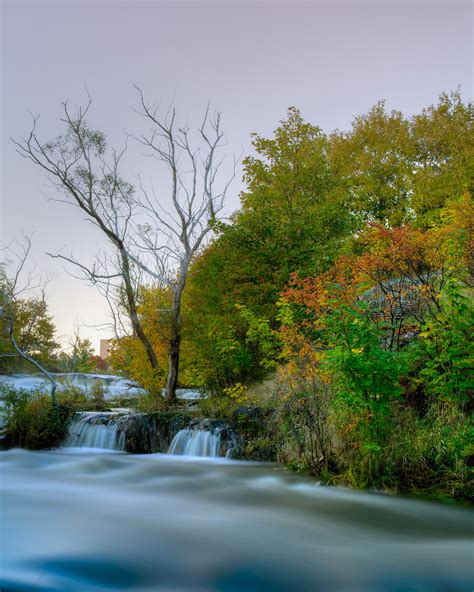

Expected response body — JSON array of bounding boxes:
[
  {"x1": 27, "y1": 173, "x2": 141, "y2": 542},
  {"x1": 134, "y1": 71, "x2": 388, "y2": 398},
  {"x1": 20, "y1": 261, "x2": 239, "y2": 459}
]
[{"x1": 1, "y1": 447, "x2": 473, "y2": 591}]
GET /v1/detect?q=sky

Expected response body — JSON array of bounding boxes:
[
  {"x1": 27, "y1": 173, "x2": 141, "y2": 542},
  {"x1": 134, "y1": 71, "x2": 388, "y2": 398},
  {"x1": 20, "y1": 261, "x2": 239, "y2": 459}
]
[{"x1": 1, "y1": 0, "x2": 472, "y2": 353}]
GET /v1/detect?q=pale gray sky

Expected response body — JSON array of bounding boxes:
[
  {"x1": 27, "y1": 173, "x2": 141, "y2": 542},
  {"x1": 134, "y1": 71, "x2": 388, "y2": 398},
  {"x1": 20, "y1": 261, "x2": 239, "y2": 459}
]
[{"x1": 1, "y1": 0, "x2": 472, "y2": 352}]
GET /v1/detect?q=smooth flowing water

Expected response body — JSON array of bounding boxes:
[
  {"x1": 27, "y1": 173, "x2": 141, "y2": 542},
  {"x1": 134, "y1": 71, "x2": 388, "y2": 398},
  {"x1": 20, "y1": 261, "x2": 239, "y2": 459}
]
[
  {"x1": 0, "y1": 373, "x2": 204, "y2": 401},
  {"x1": 65, "y1": 412, "x2": 127, "y2": 450},
  {"x1": 168, "y1": 427, "x2": 222, "y2": 457},
  {"x1": 1, "y1": 448, "x2": 473, "y2": 592},
  {"x1": 0, "y1": 373, "x2": 146, "y2": 399}
]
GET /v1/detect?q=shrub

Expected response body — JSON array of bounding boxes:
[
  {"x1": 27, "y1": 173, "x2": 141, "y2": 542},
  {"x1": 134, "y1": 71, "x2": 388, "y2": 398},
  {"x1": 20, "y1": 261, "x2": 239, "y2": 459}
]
[
  {"x1": 276, "y1": 379, "x2": 335, "y2": 474},
  {"x1": 0, "y1": 385, "x2": 74, "y2": 449},
  {"x1": 197, "y1": 393, "x2": 240, "y2": 419}
]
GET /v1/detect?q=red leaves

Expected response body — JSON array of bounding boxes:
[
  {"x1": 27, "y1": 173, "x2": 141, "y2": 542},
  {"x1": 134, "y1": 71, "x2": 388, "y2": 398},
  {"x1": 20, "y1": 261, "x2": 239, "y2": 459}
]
[{"x1": 280, "y1": 220, "x2": 458, "y2": 357}]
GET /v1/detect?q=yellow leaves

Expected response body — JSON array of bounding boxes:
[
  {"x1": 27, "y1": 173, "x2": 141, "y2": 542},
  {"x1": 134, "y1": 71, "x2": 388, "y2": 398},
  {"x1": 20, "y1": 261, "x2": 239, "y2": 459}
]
[
  {"x1": 351, "y1": 347, "x2": 363, "y2": 354},
  {"x1": 223, "y1": 382, "x2": 248, "y2": 404},
  {"x1": 319, "y1": 369, "x2": 333, "y2": 384}
]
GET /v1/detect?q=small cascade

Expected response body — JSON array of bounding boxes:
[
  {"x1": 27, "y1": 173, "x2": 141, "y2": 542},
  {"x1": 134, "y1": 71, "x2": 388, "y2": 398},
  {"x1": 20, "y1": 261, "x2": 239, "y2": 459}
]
[
  {"x1": 64, "y1": 413, "x2": 233, "y2": 456},
  {"x1": 168, "y1": 426, "x2": 223, "y2": 457},
  {"x1": 65, "y1": 413, "x2": 126, "y2": 450}
]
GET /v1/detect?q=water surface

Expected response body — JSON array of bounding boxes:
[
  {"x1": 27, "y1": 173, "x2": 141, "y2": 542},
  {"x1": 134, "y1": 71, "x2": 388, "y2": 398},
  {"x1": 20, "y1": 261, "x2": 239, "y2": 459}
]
[{"x1": 1, "y1": 448, "x2": 473, "y2": 591}]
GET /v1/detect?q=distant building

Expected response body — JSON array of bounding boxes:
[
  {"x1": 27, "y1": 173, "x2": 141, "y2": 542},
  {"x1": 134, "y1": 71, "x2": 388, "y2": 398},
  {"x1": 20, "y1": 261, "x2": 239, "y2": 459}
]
[{"x1": 100, "y1": 339, "x2": 111, "y2": 360}]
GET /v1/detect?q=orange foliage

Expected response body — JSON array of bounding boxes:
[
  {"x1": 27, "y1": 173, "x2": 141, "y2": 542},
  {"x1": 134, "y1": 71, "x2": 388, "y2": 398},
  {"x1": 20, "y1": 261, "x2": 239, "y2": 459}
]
[{"x1": 281, "y1": 195, "x2": 472, "y2": 361}]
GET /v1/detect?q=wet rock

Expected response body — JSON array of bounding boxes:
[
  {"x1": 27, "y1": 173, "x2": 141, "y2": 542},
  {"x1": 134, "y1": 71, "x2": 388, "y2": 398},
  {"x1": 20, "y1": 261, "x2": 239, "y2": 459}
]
[
  {"x1": 229, "y1": 406, "x2": 278, "y2": 461},
  {"x1": 55, "y1": 406, "x2": 277, "y2": 460},
  {"x1": 123, "y1": 412, "x2": 191, "y2": 453}
]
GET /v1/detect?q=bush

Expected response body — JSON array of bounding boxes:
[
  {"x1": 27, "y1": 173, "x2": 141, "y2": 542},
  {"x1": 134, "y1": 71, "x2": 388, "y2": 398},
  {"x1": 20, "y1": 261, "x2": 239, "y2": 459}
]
[
  {"x1": 276, "y1": 379, "x2": 335, "y2": 474},
  {"x1": 132, "y1": 393, "x2": 177, "y2": 414},
  {"x1": 386, "y1": 403, "x2": 474, "y2": 500},
  {"x1": 0, "y1": 386, "x2": 74, "y2": 449},
  {"x1": 197, "y1": 393, "x2": 240, "y2": 419}
]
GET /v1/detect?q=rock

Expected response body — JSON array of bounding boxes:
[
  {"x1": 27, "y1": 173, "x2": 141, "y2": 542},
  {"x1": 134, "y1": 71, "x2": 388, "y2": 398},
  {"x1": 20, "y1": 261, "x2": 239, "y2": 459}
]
[{"x1": 123, "y1": 412, "x2": 191, "y2": 453}]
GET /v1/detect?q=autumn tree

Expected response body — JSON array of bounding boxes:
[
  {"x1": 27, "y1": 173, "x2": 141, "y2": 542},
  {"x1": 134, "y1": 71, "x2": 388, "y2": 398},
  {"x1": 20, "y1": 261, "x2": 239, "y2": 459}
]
[
  {"x1": 328, "y1": 90, "x2": 473, "y2": 228},
  {"x1": 328, "y1": 101, "x2": 413, "y2": 226},
  {"x1": 107, "y1": 286, "x2": 171, "y2": 392},
  {"x1": 183, "y1": 108, "x2": 350, "y2": 388},
  {"x1": 410, "y1": 91, "x2": 474, "y2": 225},
  {"x1": 280, "y1": 196, "x2": 473, "y2": 466}
]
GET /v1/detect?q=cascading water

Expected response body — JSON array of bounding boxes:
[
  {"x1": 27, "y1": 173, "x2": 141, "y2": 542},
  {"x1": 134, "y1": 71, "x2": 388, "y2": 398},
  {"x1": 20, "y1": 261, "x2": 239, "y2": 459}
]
[
  {"x1": 0, "y1": 373, "x2": 146, "y2": 399},
  {"x1": 0, "y1": 373, "x2": 207, "y2": 401},
  {"x1": 168, "y1": 426, "x2": 223, "y2": 457},
  {"x1": 65, "y1": 414, "x2": 225, "y2": 456},
  {"x1": 65, "y1": 412, "x2": 126, "y2": 450}
]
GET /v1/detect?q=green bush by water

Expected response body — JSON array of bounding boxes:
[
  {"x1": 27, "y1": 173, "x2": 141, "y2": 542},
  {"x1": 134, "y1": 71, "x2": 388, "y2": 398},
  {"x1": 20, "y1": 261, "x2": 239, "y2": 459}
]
[{"x1": 0, "y1": 385, "x2": 78, "y2": 449}]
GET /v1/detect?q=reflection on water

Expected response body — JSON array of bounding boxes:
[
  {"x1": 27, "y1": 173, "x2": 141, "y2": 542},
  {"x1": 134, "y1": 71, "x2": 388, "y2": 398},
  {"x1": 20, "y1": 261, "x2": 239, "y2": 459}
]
[{"x1": 1, "y1": 448, "x2": 473, "y2": 591}]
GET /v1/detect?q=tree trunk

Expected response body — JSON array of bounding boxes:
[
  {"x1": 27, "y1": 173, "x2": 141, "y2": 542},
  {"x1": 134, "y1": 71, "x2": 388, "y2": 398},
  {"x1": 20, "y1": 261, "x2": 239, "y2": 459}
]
[
  {"x1": 164, "y1": 325, "x2": 180, "y2": 402},
  {"x1": 119, "y1": 247, "x2": 158, "y2": 370},
  {"x1": 164, "y1": 287, "x2": 183, "y2": 402}
]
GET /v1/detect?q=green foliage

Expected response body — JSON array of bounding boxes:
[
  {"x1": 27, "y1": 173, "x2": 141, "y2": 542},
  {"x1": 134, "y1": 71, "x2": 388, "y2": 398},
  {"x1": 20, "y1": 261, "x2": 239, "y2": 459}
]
[
  {"x1": 0, "y1": 386, "x2": 74, "y2": 449},
  {"x1": 414, "y1": 279, "x2": 473, "y2": 405},
  {"x1": 329, "y1": 101, "x2": 413, "y2": 226},
  {"x1": 184, "y1": 107, "x2": 351, "y2": 388},
  {"x1": 0, "y1": 295, "x2": 60, "y2": 373},
  {"x1": 56, "y1": 336, "x2": 98, "y2": 373},
  {"x1": 70, "y1": 337, "x2": 96, "y2": 373},
  {"x1": 323, "y1": 305, "x2": 408, "y2": 440},
  {"x1": 183, "y1": 279, "x2": 282, "y2": 391},
  {"x1": 410, "y1": 90, "x2": 474, "y2": 227},
  {"x1": 197, "y1": 394, "x2": 241, "y2": 419},
  {"x1": 329, "y1": 90, "x2": 473, "y2": 228},
  {"x1": 239, "y1": 106, "x2": 350, "y2": 283},
  {"x1": 235, "y1": 305, "x2": 282, "y2": 370}
]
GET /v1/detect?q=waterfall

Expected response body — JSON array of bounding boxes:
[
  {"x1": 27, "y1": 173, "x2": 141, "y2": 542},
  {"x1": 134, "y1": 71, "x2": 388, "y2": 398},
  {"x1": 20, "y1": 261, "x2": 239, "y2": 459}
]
[
  {"x1": 168, "y1": 427, "x2": 222, "y2": 457},
  {"x1": 64, "y1": 413, "x2": 228, "y2": 455},
  {"x1": 65, "y1": 413, "x2": 126, "y2": 450}
]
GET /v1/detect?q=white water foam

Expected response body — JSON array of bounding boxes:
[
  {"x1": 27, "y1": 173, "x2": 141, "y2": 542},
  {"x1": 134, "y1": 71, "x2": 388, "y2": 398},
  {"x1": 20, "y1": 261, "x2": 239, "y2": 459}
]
[
  {"x1": 65, "y1": 412, "x2": 126, "y2": 450},
  {"x1": 0, "y1": 373, "x2": 207, "y2": 400},
  {"x1": 168, "y1": 427, "x2": 222, "y2": 457},
  {"x1": 0, "y1": 373, "x2": 146, "y2": 399}
]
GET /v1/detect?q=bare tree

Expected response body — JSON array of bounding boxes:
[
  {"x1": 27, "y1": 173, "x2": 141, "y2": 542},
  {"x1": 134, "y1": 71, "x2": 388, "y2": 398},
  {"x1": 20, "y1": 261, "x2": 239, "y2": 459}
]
[
  {"x1": 12, "y1": 99, "x2": 159, "y2": 376},
  {"x1": 13, "y1": 91, "x2": 235, "y2": 400},
  {"x1": 130, "y1": 88, "x2": 236, "y2": 399},
  {"x1": 0, "y1": 238, "x2": 58, "y2": 402}
]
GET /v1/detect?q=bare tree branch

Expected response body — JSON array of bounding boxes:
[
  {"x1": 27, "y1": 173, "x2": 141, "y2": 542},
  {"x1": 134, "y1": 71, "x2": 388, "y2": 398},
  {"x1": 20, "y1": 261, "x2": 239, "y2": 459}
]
[{"x1": 13, "y1": 90, "x2": 237, "y2": 400}]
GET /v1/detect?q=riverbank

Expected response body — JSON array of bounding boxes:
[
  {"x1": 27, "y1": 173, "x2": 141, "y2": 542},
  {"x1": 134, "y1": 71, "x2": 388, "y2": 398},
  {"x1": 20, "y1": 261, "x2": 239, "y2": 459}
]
[{"x1": 1, "y1": 379, "x2": 472, "y2": 504}]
